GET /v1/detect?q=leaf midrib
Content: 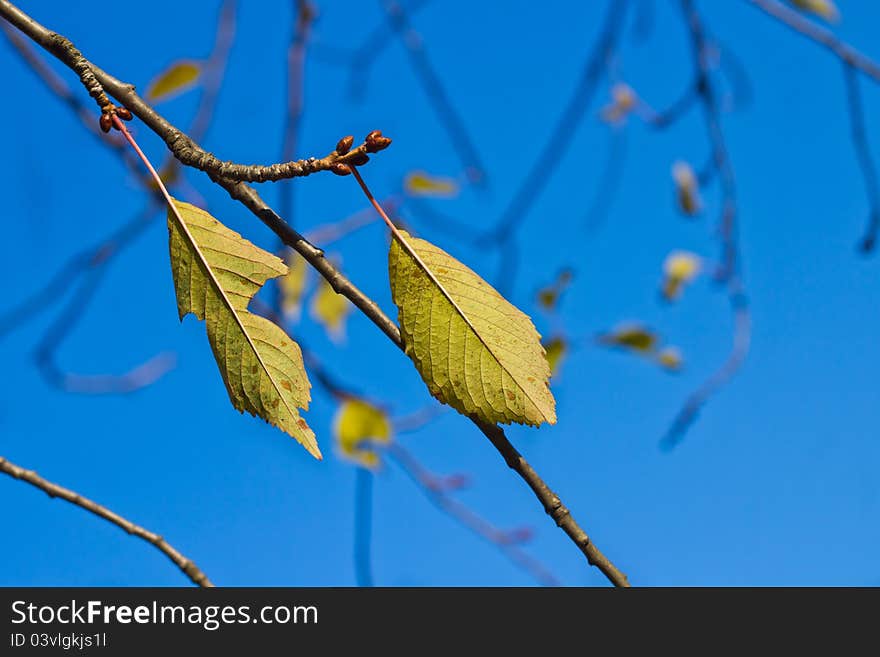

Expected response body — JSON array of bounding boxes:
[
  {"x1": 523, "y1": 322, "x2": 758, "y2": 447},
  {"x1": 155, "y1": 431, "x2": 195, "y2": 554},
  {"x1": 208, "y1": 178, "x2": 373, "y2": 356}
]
[{"x1": 170, "y1": 204, "x2": 310, "y2": 443}]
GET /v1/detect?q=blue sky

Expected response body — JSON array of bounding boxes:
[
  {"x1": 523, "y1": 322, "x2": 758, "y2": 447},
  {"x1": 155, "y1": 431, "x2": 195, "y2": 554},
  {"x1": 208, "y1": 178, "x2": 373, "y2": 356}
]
[{"x1": 0, "y1": 0, "x2": 877, "y2": 586}]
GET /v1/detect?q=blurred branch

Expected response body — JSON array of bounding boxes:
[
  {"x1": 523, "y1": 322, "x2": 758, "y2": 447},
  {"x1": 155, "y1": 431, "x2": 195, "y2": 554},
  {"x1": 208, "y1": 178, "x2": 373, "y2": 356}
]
[
  {"x1": 0, "y1": 204, "x2": 174, "y2": 394},
  {"x1": 279, "y1": 0, "x2": 315, "y2": 224},
  {"x1": 387, "y1": 443, "x2": 562, "y2": 586},
  {"x1": 380, "y1": 0, "x2": 488, "y2": 186},
  {"x1": 31, "y1": 223, "x2": 177, "y2": 396},
  {"x1": 481, "y1": 0, "x2": 629, "y2": 244},
  {"x1": 188, "y1": 0, "x2": 237, "y2": 145},
  {"x1": 0, "y1": 21, "x2": 143, "y2": 181},
  {"x1": 482, "y1": 0, "x2": 629, "y2": 293},
  {"x1": 842, "y1": 63, "x2": 880, "y2": 253},
  {"x1": 391, "y1": 403, "x2": 445, "y2": 433},
  {"x1": 747, "y1": 0, "x2": 880, "y2": 83},
  {"x1": 310, "y1": 0, "x2": 431, "y2": 98},
  {"x1": 662, "y1": 299, "x2": 751, "y2": 448},
  {"x1": 748, "y1": 0, "x2": 880, "y2": 247},
  {"x1": 403, "y1": 195, "x2": 485, "y2": 244},
  {"x1": 302, "y1": 196, "x2": 399, "y2": 246},
  {"x1": 1, "y1": 0, "x2": 630, "y2": 587},
  {"x1": 0, "y1": 456, "x2": 213, "y2": 587},
  {"x1": 662, "y1": 0, "x2": 752, "y2": 449},
  {"x1": 641, "y1": 83, "x2": 698, "y2": 129}
]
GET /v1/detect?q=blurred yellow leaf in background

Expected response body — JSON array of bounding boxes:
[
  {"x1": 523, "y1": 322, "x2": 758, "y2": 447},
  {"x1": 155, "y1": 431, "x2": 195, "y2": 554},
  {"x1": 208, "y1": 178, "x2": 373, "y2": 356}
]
[
  {"x1": 536, "y1": 268, "x2": 574, "y2": 311},
  {"x1": 542, "y1": 336, "x2": 568, "y2": 377},
  {"x1": 279, "y1": 250, "x2": 309, "y2": 322},
  {"x1": 146, "y1": 60, "x2": 202, "y2": 103},
  {"x1": 790, "y1": 0, "x2": 839, "y2": 22},
  {"x1": 661, "y1": 250, "x2": 702, "y2": 301},
  {"x1": 404, "y1": 171, "x2": 459, "y2": 198},
  {"x1": 334, "y1": 399, "x2": 392, "y2": 469},
  {"x1": 598, "y1": 323, "x2": 685, "y2": 374},
  {"x1": 598, "y1": 323, "x2": 658, "y2": 353},
  {"x1": 311, "y1": 275, "x2": 351, "y2": 342},
  {"x1": 672, "y1": 161, "x2": 701, "y2": 216}
]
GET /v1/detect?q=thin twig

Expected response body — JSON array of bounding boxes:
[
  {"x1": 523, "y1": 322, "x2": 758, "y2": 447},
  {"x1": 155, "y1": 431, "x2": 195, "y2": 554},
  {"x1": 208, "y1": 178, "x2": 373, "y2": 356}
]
[
  {"x1": 0, "y1": 0, "x2": 381, "y2": 183},
  {"x1": 0, "y1": 456, "x2": 213, "y2": 586}
]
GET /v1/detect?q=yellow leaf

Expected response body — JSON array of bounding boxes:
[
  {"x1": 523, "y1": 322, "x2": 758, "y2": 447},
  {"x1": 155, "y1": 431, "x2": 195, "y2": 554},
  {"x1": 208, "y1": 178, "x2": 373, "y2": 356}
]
[
  {"x1": 334, "y1": 399, "x2": 392, "y2": 469},
  {"x1": 790, "y1": 0, "x2": 839, "y2": 22},
  {"x1": 166, "y1": 200, "x2": 318, "y2": 458},
  {"x1": 655, "y1": 346, "x2": 684, "y2": 372},
  {"x1": 598, "y1": 323, "x2": 657, "y2": 353},
  {"x1": 310, "y1": 275, "x2": 351, "y2": 342},
  {"x1": 536, "y1": 268, "x2": 573, "y2": 311},
  {"x1": 146, "y1": 61, "x2": 202, "y2": 103},
  {"x1": 404, "y1": 171, "x2": 459, "y2": 198},
  {"x1": 279, "y1": 250, "x2": 309, "y2": 322},
  {"x1": 389, "y1": 230, "x2": 556, "y2": 427},
  {"x1": 672, "y1": 161, "x2": 701, "y2": 216},
  {"x1": 543, "y1": 336, "x2": 568, "y2": 377},
  {"x1": 661, "y1": 250, "x2": 702, "y2": 301}
]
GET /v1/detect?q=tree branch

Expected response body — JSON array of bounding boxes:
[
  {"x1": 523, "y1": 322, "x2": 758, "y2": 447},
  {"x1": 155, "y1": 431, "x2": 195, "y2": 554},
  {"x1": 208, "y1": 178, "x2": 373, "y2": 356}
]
[
  {"x1": 0, "y1": 0, "x2": 386, "y2": 183},
  {"x1": 0, "y1": 0, "x2": 630, "y2": 587},
  {"x1": 0, "y1": 456, "x2": 213, "y2": 587}
]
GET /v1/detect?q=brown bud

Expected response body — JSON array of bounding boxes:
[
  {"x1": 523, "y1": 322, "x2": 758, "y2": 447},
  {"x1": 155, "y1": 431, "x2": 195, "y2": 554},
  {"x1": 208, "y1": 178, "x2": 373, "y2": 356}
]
[
  {"x1": 330, "y1": 163, "x2": 352, "y2": 176},
  {"x1": 116, "y1": 106, "x2": 132, "y2": 121},
  {"x1": 372, "y1": 136, "x2": 392, "y2": 151},
  {"x1": 365, "y1": 129, "x2": 391, "y2": 153},
  {"x1": 99, "y1": 113, "x2": 112, "y2": 133},
  {"x1": 335, "y1": 135, "x2": 354, "y2": 155}
]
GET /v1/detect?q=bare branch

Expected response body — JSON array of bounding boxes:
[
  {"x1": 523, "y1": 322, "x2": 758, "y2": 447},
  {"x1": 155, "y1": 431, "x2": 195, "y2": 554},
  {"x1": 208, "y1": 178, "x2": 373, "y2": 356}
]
[
  {"x1": 0, "y1": 0, "x2": 387, "y2": 183},
  {"x1": 0, "y1": 456, "x2": 213, "y2": 587}
]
